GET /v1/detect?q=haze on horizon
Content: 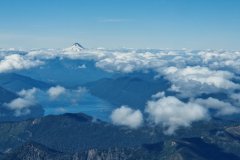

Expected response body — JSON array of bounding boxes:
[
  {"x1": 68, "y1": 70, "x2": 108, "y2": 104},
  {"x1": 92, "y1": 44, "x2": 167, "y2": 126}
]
[{"x1": 0, "y1": 0, "x2": 239, "y2": 50}]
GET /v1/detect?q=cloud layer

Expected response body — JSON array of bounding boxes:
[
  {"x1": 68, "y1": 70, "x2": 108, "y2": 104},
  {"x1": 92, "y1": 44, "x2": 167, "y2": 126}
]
[
  {"x1": 19, "y1": 48, "x2": 240, "y2": 98},
  {"x1": 163, "y1": 66, "x2": 239, "y2": 97},
  {"x1": 1, "y1": 47, "x2": 240, "y2": 134},
  {"x1": 0, "y1": 54, "x2": 43, "y2": 73}
]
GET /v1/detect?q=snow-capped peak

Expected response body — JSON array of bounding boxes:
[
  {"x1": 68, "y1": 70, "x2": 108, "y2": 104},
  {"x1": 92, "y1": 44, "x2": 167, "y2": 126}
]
[{"x1": 64, "y1": 43, "x2": 84, "y2": 52}]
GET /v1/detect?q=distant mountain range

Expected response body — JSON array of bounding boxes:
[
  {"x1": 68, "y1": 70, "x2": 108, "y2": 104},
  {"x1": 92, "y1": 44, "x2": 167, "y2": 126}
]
[
  {"x1": 0, "y1": 50, "x2": 240, "y2": 159},
  {"x1": 0, "y1": 73, "x2": 52, "y2": 92},
  {"x1": 18, "y1": 58, "x2": 113, "y2": 87},
  {"x1": 0, "y1": 86, "x2": 17, "y2": 104},
  {"x1": 85, "y1": 72, "x2": 173, "y2": 109}
]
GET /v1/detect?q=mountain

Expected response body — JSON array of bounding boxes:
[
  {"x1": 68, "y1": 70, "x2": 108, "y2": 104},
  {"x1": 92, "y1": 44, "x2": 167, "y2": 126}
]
[
  {"x1": 0, "y1": 112, "x2": 163, "y2": 153},
  {"x1": 1, "y1": 113, "x2": 240, "y2": 160},
  {"x1": 63, "y1": 43, "x2": 84, "y2": 52},
  {"x1": 2, "y1": 142, "x2": 70, "y2": 160},
  {"x1": 0, "y1": 104, "x2": 44, "y2": 122},
  {"x1": 3, "y1": 139, "x2": 240, "y2": 160},
  {"x1": 0, "y1": 73, "x2": 52, "y2": 93},
  {"x1": 85, "y1": 73, "x2": 173, "y2": 109},
  {"x1": 0, "y1": 87, "x2": 17, "y2": 104},
  {"x1": 2, "y1": 141, "x2": 164, "y2": 160},
  {"x1": 18, "y1": 58, "x2": 113, "y2": 87},
  {"x1": 160, "y1": 137, "x2": 240, "y2": 160}
]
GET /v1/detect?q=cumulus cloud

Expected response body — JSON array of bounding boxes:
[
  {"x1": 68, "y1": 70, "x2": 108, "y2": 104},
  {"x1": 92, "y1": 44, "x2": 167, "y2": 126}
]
[
  {"x1": 194, "y1": 97, "x2": 240, "y2": 116},
  {"x1": 78, "y1": 64, "x2": 86, "y2": 69},
  {"x1": 162, "y1": 66, "x2": 239, "y2": 97},
  {"x1": 0, "y1": 54, "x2": 43, "y2": 73},
  {"x1": 95, "y1": 51, "x2": 158, "y2": 73},
  {"x1": 151, "y1": 91, "x2": 165, "y2": 99},
  {"x1": 231, "y1": 93, "x2": 240, "y2": 103},
  {"x1": 111, "y1": 106, "x2": 143, "y2": 129},
  {"x1": 47, "y1": 86, "x2": 66, "y2": 99},
  {"x1": 145, "y1": 90, "x2": 240, "y2": 135},
  {"x1": 145, "y1": 95, "x2": 209, "y2": 135},
  {"x1": 4, "y1": 88, "x2": 37, "y2": 116}
]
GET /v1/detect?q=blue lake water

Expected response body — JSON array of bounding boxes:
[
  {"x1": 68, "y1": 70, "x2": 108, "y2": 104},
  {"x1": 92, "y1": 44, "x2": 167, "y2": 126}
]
[{"x1": 43, "y1": 93, "x2": 114, "y2": 121}]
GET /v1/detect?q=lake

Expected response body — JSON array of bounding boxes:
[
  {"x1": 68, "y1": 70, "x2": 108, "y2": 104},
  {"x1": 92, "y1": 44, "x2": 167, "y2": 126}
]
[{"x1": 43, "y1": 93, "x2": 114, "y2": 121}]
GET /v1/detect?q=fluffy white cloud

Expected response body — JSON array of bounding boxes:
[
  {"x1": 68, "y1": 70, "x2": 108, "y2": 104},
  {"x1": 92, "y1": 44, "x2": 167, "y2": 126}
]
[
  {"x1": 18, "y1": 88, "x2": 37, "y2": 98},
  {"x1": 194, "y1": 97, "x2": 240, "y2": 116},
  {"x1": 0, "y1": 54, "x2": 43, "y2": 73},
  {"x1": 47, "y1": 86, "x2": 66, "y2": 99},
  {"x1": 162, "y1": 66, "x2": 239, "y2": 97},
  {"x1": 10, "y1": 48, "x2": 240, "y2": 77},
  {"x1": 27, "y1": 49, "x2": 59, "y2": 59},
  {"x1": 111, "y1": 106, "x2": 143, "y2": 129},
  {"x1": 78, "y1": 64, "x2": 86, "y2": 69},
  {"x1": 231, "y1": 93, "x2": 240, "y2": 103},
  {"x1": 145, "y1": 96, "x2": 208, "y2": 135},
  {"x1": 4, "y1": 88, "x2": 37, "y2": 116},
  {"x1": 146, "y1": 90, "x2": 240, "y2": 135},
  {"x1": 151, "y1": 92, "x2": 165, "y2": 99}
]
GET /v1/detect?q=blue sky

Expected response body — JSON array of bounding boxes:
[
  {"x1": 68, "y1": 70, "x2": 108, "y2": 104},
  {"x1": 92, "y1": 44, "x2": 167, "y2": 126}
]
[{"x1": 0, "y1": 0, "x2": 239, "y2": 49}]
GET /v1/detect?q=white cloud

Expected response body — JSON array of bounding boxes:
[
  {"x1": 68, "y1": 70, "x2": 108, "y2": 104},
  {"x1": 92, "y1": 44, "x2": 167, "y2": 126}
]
[
  {"x1": 111, "y1": 106, "x2": 143, "y2": 129},
  {"x1": 162, "y1": 66, "x2": 239, "y2": 97},
  {"x1": 47, "y1": 86, "x2": 66, "y2": 99},
  {"x1": 17, "y1": 48, "x2": 240, "y2": 78},
  {"x1": 5, "y1": 98, "x2": 34, "y2": 110},
  {"x1": 4, "y1": 88, "x2": 37, "y2": 116},
  {"x1": 151, "y1": 92, "x2": 165, "y2": 99},
  {"x1": 145, "y1": 96, "x2": 208, "y2": 135},
  {"x1": 27, "y1": 49, "x2": 60, "y2": 59},
  {"x1": 18, "y1": 88, "x2": 37, "y2": 99},
  {"x1": 194, "y1": 97, "x2": 240, "y2": 116},
  {"x1": 231, "y1": 93, "x2": 240, "y2": 103},
  {"x1": 0, "y1": 54, "x2": 43, "y2": 73},
  {"x1": 146, "y1": 92, "x2": 240, "y2": 135},
  {"x1": 78, "y1": 64, "x2": 86, "y2": 69}
]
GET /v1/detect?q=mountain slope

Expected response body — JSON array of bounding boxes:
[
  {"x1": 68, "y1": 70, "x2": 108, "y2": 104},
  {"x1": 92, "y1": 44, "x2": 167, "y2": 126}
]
[
  {"x1": 3, "y1": 142, "x2": 69, "y2": 160},
  {"x1": 3, "y1": 136, "x2": 240, "y2": 160},
  {"x1": 0, "y1": 112, "x2": 240, "y2": 159},
  {"x1": 2, "y1": 141, "x2": 163, "y2": 160},
  {"x1": 18, "y1": 59, "x2": 113, "y2": 87},
  {"x1": 63, "y1": 43, "x2": 85, "y2": 52},
  {"x1": 0, "y1": 73, "x2": 52, "y2": 92},
  {"x1": 85, "y1": 74, "x2": 172, "y2": 109},
  {"x1": 0, "y1": 113, "x2": 161, "y2": 153},
  {"x1": 0, "y1": 87, "x2": 17, "y2": 104},
  {"x1": 170, "y1": 137, "x2": 240, "y2": 160}
]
